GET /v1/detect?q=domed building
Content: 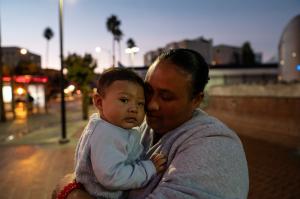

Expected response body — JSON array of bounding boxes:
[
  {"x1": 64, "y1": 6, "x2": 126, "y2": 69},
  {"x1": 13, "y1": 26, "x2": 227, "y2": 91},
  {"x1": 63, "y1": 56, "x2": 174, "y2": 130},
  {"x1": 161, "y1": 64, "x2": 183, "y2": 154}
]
[{"x1": 278, "y1": 15, "x2": 300, "y2": 82}]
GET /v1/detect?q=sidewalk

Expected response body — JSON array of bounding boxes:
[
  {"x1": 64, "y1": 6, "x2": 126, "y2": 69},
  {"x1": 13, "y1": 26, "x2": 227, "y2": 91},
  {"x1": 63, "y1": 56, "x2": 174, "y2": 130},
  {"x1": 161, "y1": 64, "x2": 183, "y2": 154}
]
[
  {"x1": 0, "y1": 108, "x2": 88, "y2": 199},
  {"x1": 0, "y1": 107, "x2": 299, "y2": 199},
  {"x1": 0, "y1": 100, "x2": 88, "y2": 144},
  {"x1": 0, "y1": 100, "x2": 91, "y2": 199},
  {"x1": 240, "y1": 135, "x2": 300, "y2": 199}
]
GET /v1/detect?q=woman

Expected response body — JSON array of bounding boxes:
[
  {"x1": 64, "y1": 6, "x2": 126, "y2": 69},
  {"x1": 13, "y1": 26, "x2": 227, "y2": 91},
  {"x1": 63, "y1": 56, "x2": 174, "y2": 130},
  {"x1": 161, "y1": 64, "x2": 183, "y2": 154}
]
[{"x1": 54, "y1": 48, "x2": 249, "y2": 199}]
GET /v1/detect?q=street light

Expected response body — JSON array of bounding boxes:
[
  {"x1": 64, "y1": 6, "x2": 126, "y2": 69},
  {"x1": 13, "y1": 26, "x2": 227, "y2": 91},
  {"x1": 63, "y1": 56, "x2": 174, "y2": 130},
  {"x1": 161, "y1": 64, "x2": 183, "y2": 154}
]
[
  {"x1": 59, "y1": 0, "x2": 68, "y2": 144},
  {"x1": 95, "y1": 46, "x2": 112, "y2": 72},
  {"x1": 95, "y1": 46, "x2": 101, "y2": 53},
  {"x1": 125, "y1": 46, "x2": 139, "y2": 66},
  {"x1": 20, "y1": 48, "x2": 28, "y2": 55}
]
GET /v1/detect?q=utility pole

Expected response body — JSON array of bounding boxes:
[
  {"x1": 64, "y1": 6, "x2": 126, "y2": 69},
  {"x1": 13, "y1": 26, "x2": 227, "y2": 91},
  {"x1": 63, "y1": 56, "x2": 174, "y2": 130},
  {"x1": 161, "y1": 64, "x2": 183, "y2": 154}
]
[
  {"x1": 58, "y1": 0, "x2": 68, "y2": 143},
  {"x1": 0, "y1": 11, "x2": 6, "y2": 122}
]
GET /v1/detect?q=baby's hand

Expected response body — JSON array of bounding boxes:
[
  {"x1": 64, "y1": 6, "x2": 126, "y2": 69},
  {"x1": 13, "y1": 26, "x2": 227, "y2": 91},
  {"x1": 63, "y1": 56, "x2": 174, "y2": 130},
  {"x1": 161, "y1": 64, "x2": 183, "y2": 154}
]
[{"x1": 150, "y1": 153, "x2": 167, "y2": 173}]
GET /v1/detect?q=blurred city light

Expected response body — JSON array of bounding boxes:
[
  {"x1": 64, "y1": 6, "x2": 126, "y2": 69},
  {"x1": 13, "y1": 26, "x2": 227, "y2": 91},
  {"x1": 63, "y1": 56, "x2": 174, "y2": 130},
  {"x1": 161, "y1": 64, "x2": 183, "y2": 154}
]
[
  {"x1": 3, "y1": 86, "x2": 12, "y2": 102},
  {"x1": 20, "y1": 48, "x2": 28, "y2": 55},
  {"x1": 95, "y1": 46, "x2": 101, "y2": 53},
  {"x1": 125, "y1": 47, "x2": 139, "y2": 54},
  {"x1": 64, "y1": 84, "x2": 75, "y2": 94},
  {"x1": 63, "y1": 68, "x2": 68, "y2": 75},
  {"x1": 16, "y1": 87, "x2": 25, "y2": 95},
  {"x1": 6, "y1": 135, "x2": 15, "y2": 141},
  {"x1": 76, "y1": 90, "x2": 81, "y2": 95}
]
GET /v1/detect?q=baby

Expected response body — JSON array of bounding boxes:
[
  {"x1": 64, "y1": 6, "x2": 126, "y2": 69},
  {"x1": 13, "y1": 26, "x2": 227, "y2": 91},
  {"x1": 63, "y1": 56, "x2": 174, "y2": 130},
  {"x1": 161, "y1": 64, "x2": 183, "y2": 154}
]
[{"x1": 74, "y1": 68, "x2": 166, "y2": 199}]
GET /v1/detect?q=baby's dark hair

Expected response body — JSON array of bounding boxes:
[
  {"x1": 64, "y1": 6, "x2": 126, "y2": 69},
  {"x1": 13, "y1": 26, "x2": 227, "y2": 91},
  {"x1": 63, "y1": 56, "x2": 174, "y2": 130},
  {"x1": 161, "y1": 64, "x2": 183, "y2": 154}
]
[{"x1": 97, "y1": 67, "x2": 145, "y2": 96}]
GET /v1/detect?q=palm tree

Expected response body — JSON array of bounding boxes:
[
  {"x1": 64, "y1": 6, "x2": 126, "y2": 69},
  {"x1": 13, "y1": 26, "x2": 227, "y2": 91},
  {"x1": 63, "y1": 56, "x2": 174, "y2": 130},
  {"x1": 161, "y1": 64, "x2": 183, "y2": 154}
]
[
  {"x1": 106, "y1": 15, "x2": 121, "y2": 67},
  {"x1": 43, "y1": 27, "x2": 54, "y2": 68},
  {"x1": 114, "y1": 28, "x2": 123, "y2": 65},
  {"x1": 126, "y1": 38, "x2": 136, "y2": 49}
]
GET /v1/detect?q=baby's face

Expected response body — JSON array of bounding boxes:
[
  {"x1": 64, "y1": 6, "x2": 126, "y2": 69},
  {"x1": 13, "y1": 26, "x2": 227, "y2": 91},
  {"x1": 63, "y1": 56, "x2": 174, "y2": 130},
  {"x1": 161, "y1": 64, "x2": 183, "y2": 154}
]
[{"x1": 95, "y1": 80, "x2": 145, "y2": 129}]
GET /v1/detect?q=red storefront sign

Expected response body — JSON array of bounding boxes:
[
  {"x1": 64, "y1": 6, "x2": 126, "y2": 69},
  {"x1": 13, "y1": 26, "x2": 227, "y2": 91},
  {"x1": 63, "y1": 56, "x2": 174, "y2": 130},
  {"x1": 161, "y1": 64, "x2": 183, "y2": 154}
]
[{"x1": 3, "y1": 76, "x2": 48, "y2": 84}]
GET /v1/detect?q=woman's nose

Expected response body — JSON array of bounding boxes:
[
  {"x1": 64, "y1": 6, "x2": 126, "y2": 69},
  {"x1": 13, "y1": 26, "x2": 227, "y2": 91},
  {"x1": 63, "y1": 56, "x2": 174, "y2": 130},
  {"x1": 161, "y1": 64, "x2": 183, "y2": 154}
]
[{"x1": 147, "y1": 96, "x2": 159, "y2": 111}]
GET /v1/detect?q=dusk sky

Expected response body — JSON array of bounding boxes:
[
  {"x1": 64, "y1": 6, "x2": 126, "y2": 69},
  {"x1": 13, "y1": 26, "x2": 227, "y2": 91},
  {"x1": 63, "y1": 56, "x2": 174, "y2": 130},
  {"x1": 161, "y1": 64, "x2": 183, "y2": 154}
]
[{"x1": 1, "y1": 0, "x2": 300, "y2": 72}]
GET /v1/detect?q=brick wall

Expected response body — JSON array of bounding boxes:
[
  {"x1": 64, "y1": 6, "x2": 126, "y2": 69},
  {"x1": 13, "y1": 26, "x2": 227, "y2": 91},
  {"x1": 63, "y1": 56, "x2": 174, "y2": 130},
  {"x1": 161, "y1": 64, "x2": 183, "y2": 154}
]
[{"x1": 205, "y1": 96, "x2": 300, "y2": 148}]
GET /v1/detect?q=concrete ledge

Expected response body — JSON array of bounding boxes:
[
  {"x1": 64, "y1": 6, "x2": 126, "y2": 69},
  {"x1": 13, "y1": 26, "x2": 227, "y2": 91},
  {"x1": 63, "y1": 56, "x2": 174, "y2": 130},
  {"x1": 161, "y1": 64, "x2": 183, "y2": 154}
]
[{"x1": 208, "y1": 83, "x2": 300, "y2": 98}]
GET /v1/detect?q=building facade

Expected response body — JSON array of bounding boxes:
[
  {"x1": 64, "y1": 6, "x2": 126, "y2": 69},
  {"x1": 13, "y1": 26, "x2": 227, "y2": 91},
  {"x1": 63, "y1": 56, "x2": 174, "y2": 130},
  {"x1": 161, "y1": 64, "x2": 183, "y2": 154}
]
[
  {"x1": 208, "y1": 64, "x2": 278, "y2": 88},
  {"x1": 1, "y1": 47, "x2": 47, "y2": 116},
  {"x1": 144, "y1": 36, "x2": 213, "y2": 66},
  {"x1": 2, "y1": 46, "x2": 41, "y2": 70},
  {"x1": 212, "y1": 44, "x2": 262, "y2": 65},
  {"x1": 144, "y1": 48, "x2": 164, "y2": 67},
  {"x1": 213, "y1": 45, "x2": 242, "y2": 65}
]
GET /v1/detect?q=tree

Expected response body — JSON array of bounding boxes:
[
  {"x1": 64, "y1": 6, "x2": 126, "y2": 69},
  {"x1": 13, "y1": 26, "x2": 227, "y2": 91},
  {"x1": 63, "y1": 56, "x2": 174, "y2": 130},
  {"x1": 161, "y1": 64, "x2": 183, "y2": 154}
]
[
  {"x1": 43, "y1": 27, "x2": 54, "y2": 68},
  {"x1": 242, "y1": 41, "x2": 255, "y2": 65},
  {"x1": 64, "y1": 53, "x2": 96, "y2": 120},
  {"x1": 114, "y1": 28, "x2": 123, "y2": 65},
  {"x1": 126, "y1": 38, "x2": 136, "y2": 49},
  {"x1": 106, "y1": 15, "x2": 121, "y2": 67}
]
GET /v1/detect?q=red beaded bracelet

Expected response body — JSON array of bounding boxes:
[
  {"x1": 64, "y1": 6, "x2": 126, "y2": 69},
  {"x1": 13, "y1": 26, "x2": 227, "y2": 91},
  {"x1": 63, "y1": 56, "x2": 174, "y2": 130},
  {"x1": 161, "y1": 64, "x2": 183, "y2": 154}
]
[{"x1": 56, "y1": 180, "x2": 83, "y2": 199}]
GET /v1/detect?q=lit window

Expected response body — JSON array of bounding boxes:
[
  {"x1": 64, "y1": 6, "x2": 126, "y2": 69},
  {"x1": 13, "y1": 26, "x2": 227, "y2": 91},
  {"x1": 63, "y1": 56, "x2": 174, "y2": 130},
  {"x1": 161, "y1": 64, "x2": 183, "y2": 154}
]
[{"x1": 292, "y1": 52, "x2": 297, "y2": 58}]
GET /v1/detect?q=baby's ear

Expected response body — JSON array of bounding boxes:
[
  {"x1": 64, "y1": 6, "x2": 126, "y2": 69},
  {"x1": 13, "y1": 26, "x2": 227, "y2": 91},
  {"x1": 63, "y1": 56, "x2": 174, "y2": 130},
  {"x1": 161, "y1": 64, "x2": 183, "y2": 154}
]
[{"x1": 93, "y1": 93, "x2": 103, "y2": 110}]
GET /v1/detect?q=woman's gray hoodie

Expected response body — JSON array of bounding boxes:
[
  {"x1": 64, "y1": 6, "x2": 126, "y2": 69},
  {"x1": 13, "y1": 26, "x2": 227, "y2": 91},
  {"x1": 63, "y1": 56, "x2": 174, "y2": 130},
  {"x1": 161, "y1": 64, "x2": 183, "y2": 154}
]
[{"x1": 128, "y1": 109, "x2": 249, "y2": 199}]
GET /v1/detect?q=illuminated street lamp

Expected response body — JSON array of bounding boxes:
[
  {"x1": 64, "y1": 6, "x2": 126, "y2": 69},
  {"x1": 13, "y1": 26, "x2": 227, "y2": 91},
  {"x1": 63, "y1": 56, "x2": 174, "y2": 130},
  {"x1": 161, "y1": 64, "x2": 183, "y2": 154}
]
[
  {"x1": 95, "y1": 46, "x2": 101, "y2": 53},
  {"x1": 125, "y1": 46, "x2": 139, "y2": 66},
  {"x1": 20, "y1": 48, "x2": 28, "y2": 55},
  {"x1": 58, "y1": 0, "x2": 68, "y2": 144},
  {"x1": 95, "y1": 46, "x2": 112, "y2": 71}
]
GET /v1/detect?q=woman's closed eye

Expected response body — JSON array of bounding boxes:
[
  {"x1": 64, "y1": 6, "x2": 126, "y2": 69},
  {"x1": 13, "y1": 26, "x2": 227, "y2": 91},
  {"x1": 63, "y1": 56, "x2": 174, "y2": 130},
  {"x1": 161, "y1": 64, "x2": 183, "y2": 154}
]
[
  {"x1": 119, "y1": 98, "x2": 129, "y2": 103},
  {"x1": 138, "y1": 101, "x2": 145, "y2": 107},
  {"x1": 160, "y1": 93, "x2": 175, "y2": 101}
]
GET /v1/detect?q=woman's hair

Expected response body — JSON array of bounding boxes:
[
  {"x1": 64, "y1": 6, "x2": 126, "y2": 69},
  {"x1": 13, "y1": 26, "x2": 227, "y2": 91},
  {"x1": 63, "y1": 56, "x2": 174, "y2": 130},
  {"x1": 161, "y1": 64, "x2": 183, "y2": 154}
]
[
  {"x1": 157, "y1": 48, "x2": 210, "y2": 98},
  {"x1": 97, "y1": 67, "x2": 145, "y2": 96}
]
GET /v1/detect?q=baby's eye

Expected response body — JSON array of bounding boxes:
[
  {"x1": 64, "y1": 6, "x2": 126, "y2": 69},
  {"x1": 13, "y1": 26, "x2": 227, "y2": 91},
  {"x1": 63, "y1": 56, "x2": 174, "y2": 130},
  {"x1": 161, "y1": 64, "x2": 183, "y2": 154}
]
[{"x1": 119, "y1": 98, "x2": 129, "y2": 103}]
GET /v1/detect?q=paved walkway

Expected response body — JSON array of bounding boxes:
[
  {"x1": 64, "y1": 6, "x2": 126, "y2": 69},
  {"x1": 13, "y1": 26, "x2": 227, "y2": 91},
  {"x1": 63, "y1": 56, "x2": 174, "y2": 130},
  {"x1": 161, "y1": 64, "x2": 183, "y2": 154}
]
[
  {"x1": 0, "y1": 143, "x2": 76, "y2": 199},
  {"x1": 0, "y1": 107, "x2": 299, "y2": 198},
  {"x1": 1, "y1": 133, "x2": 299, "y2": 199},
  {"x1": 240, "y1": 135, "x2": 300, "y2": 199}
]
